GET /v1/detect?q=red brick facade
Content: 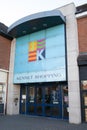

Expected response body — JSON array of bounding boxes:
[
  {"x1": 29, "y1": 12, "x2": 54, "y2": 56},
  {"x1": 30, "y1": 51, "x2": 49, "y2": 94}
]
[
  {"x1": 0, "y1": 35, "x2": 11, "y2": 70},
  {"x1": 77, "y1": 16, "x2": 87, "y2": 53}
]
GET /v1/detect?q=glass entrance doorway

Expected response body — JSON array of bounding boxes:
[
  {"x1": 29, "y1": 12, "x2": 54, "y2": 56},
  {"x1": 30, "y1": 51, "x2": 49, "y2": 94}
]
[{"x1": 20, "y1": 83, "x2": 68, "y2": 119}]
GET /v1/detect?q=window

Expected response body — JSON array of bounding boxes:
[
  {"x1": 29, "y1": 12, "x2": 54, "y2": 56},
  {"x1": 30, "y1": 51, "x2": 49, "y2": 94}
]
[
  {"x1": 0, "y1": 84, "x2": 4, "y2": 103},
  {"x1": 81, "y1": 80, "x2": 87, "y2": 122},
  {"x1": 81, "y1": 80, "x2": 87, "y2": 90}
]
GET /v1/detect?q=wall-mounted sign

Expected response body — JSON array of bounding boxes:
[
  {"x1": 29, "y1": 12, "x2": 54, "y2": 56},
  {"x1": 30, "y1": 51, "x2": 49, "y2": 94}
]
[
  {"x1": 28, "y1": 39, "x2": 46, "y2": 62},
  {"x1": 13, "y1": 24, "x2": 66, "y2": 83},
  {"x1": 14, "y1": 69, "x2": 66, "y2": 83}
]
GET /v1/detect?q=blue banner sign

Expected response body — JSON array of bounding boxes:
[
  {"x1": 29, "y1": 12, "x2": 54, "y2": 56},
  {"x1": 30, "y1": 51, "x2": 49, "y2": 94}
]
[{"x1": 14, "y1": 24, "x2": 66, "y2": 83}]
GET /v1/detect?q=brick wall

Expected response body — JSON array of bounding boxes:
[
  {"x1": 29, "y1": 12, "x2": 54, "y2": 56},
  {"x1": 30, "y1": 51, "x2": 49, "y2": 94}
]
[
  {"x1": 0, "y1": 35, "x2": 11, "y2": 70},
  {"x1": 77, "y1": 16, "x2": 87, "y2": 53}
]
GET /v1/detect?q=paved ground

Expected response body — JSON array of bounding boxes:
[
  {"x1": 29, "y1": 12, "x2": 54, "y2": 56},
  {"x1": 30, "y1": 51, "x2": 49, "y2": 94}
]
[{"x1": 0, "y1": 115, "x2": 87, "y2": 130}]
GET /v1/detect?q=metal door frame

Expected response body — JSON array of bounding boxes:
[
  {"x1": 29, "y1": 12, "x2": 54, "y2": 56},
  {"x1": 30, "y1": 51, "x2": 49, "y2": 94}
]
[{"x1": 20, "y1": 82, "x2": 68, "y2": 119}]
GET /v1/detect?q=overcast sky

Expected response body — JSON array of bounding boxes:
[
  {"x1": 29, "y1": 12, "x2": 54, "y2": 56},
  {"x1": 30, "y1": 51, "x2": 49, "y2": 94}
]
[{"x1": 0, "y1": 0, "x2": 87, "y2": 26}]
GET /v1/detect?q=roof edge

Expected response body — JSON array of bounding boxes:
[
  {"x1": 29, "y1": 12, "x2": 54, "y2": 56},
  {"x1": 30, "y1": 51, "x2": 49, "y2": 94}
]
[
  {"x1": 0, "y1": 30, "x2": 13, "y2": 40},
  {"x1": 8, "y1": 10, "x2": 65, "y2": 33}
]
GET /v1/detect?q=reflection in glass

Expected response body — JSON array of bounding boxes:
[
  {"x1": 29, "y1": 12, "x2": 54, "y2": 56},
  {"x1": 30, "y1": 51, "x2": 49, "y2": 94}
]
[
  {"x1": 0, "y1": 85, "x2": 3, "y2": 103},
  {"x1": 51, "y1": 106, "x2": 59, "y2": 117},
  {"x1": 45, "y1": 87, "x2": 51, "y2": 104},
  {"x1": 63, "y1": 86, "x2": 68, "y2": 106},
  {"x1": 63, "y1": 86, "x2": 68, "y2": 118},
  {"x1": 36, "y1": 87, "x2": 42, "y2": 104},
  {"x1": 29, "y1": 87, "x2": 35, "y2": 103},
  {"x1": 37, "y1": 106, "x2": 42, "y2": 115},
  {"x1": 81, "y1": 81, "x2": 87, "y2": 122},
  {"x1": 85, "y1": 109, "x2": 87, "y2": 122},
  {"x1": 29, "y1": 106, "x2": 34, "y2": 114},
  {"x1": 81, "y1": 80, "x2": 87, "y2": 90},
  {"x1": 45, "y1": 106, "x2": 51, "y2": 116},
  {"x1": 21, "y1": 86, "x2": 26, "y2": 113},
  {"x1": 83, "y1": 92, "x2": 87, "y2": 106},
  {"x1": 51, "y1": 86, "x2": 59, "y2": 104}
]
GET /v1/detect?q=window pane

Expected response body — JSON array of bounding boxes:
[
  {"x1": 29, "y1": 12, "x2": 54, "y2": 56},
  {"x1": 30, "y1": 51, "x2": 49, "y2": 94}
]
[
  {"x1": 83, "y1": 92, "x2": 87, "y2": 106},
  {"x1": 81, "y1": 80, "x2": 87, "y2": 90},
  {"x1": 51, "y1": 106, "x2": 59, "y2": 117},
  {"x1": 85, "y1": 109, "x2": 87, "y2": 122},
  {"x1": 45, "y1": 106, "x2": 51, "y2": 116},
  {"x1": 29, "y1": 87, "x2": 35, "y2": 103},
  {"x1": 36, "y1": 87, "x2": 42, "y2": 104},
  {"x1": 45, "y1": 87, "x2": 51, "y2": 104},
  {"x1": 0, "y1": 85, "x2": 3, "y2": 103},
  {"x1": 51, "y1": 86, "x2": 59, "y2": 104},
  {"x1": 37, "y1": 106, "x2": 42, "y2": 115},
  {"x1": 20, "y1": 86, "x2": 26, "y2": 114},
  {"x1": 28, "y1": 105, "x2": 35, "y2": 114}
]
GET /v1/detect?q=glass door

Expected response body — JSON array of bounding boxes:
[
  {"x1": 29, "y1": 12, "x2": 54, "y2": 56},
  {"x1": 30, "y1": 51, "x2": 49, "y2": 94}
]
[
  {"x1": 36, "y1": 87, "x2": 43, "y2": 115},
  {"x1": 44, "y1": 85, "x2": 62, "y2": 118},
  {"x1": 51, "y1": 85, "x2": 62, "y2": 118},
  {"x1": 27, "y1": 85, "x2": 44, "y2": 116},
  {"x1": 27, "y1": 86, "x2": 35, "y2": 115},
  {"x1": 62, "y1": 86, "x2": 69, "y2": 119},
  {"x1": 20, "y1": 86, "x2": 26, "y2": 114},
  {"x1": 0, "y1": 84, "x2": 4, "y2": 114},
  {"x1": 44, "y1": 87, "x2": 51, "y2": 117},
  {"x1": 20, "y1": 83, "x2": 68, "y2": 119}
]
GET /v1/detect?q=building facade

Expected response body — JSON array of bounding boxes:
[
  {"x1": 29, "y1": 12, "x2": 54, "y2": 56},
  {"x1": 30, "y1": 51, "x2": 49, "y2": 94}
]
[
  {"x1": 6, "y1": 3, "x2": 82, "y2": 124},
  {"x1": 0, "y1": 23, "x2": 12, "y2": 114},
  {"x1": 0, "y1": 2, "x2": 87, "y2": 124},
  {"x1": 76, "y1": 4, "x2": 87, "y2": 122}
]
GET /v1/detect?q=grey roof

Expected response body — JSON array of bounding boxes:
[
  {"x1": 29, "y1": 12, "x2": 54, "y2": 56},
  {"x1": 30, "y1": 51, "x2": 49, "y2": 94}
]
[
  {"x1": 0, "y1": 22, "x2": 8, "y2": 33},
  {"x1": 76, "y1": 4, "x2": 87, "y2": 14},
  {"x1": 8, "y1": 10, "x2": 66, "y2": 38},
  {"x1": 0, "y1": 22, "x2": 13, "y2": 40}
]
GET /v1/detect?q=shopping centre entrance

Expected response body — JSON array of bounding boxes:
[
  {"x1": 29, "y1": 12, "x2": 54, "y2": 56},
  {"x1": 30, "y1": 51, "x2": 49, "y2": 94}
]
[{"x1": 20, "y1": 82, "x2": 68, "y2": 119}]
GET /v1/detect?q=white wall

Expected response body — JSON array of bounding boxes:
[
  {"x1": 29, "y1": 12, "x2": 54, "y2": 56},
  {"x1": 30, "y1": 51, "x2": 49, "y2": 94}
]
[
  {"x1": 58, "y1": 3, "x2": 81, "y2": 124},
  {"x1": 7, "y1": 39, "x2": 20, "y2": 115}
]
